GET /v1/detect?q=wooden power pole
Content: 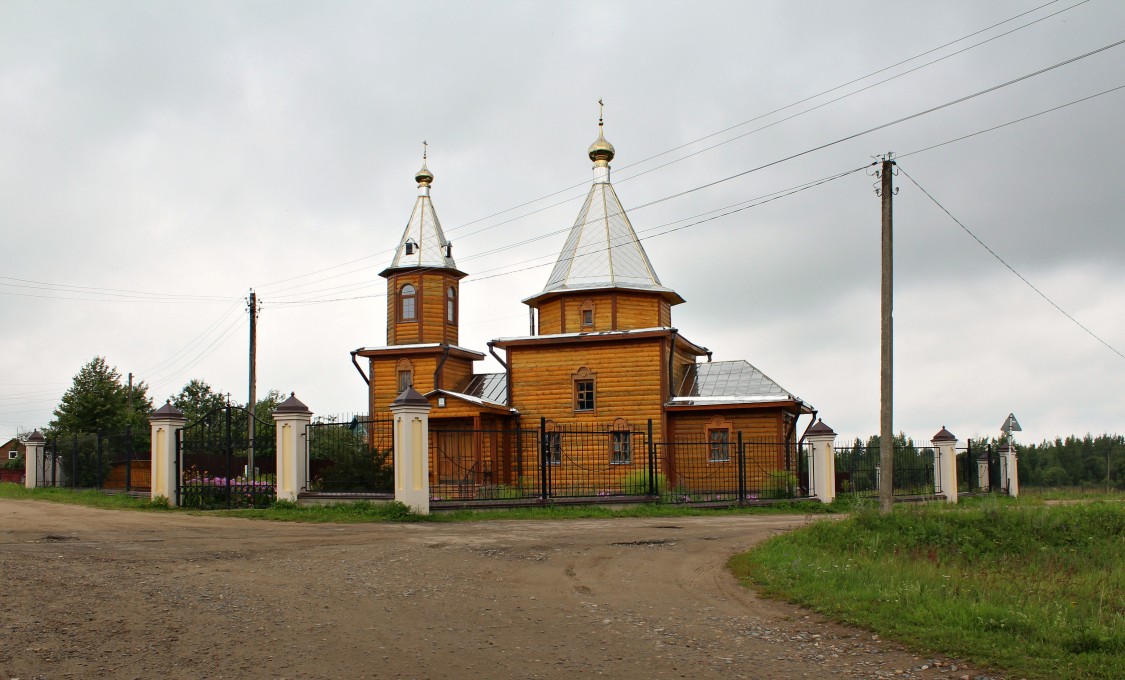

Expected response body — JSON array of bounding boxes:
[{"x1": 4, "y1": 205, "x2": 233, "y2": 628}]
[
  {"x1": 879, "y1": 154, "x2": 896, "y2": 514},
  {"x1": 248, "y1": 290, "x2": 258, "y2": 475}
]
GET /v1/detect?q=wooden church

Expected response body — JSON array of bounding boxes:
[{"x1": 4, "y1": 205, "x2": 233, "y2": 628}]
[{"x1": 352, "y1": 115, "x2": 814, "y2": 497}]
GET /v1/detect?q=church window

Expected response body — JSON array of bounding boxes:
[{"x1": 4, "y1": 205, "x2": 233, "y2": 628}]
[
  {"x1": 546, "y1": 432, "x2": 562, "y2": 465},
  {"x1": 611, "y1": 432, "x2": 631, "y2": 465},
  {"x1": 708, "y1": 429, "x2": 730, "y2": 462},
  {"x1": 580, "y1": 299, "x2": 594, "y2": 328},
  {"x1": 706, "y1": 416, "x2": 733, "y2": 462},
  {"x1": 447, "y1": 286, "x2": 457, "y2": 324},
  {"x1": 399, "y1": 284, "x2": 417, "y2": 321},
  {"x1": 572, "y1": 367, "x2": 596, "y2": 412},
  {"x1": 395, "y1": 358, "x2": 415, "y2": 394}
]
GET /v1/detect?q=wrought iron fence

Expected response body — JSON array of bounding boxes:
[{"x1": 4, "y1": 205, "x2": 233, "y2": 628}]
[
  {"x1": 834, "y1": 443, "x2": 937, "y2": 496},
  {"x1": 37, "y1": 429, "x2": 149, "y2": 490},
  {"x1": 656, "y1": 436, "x2": 811, "y2": 503},
  {"x1": 422, "y1": 418, "x2": 809, "y2": 506},
  {"x1": 177, "y1": 405, "x2": 276, "y2": 509},
  {"x1": 306, "y1": 416, "x2": 394, "y2": 494}
]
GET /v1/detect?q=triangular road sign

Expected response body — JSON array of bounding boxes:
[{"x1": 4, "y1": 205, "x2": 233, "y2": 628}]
[{"x1": 1001, "y1": 413, "x2": 1022, "y2": 433}]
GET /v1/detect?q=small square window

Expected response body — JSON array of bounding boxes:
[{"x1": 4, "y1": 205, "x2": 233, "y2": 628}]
[
  {"x1": 575, "y1": 379, "x2": 595, "y2": 411},
  {"x1": 7, "y1": 451, "x2": 18, "y2": 460},
  {"x1": 611, "y1": 432, "x2": 631, "y2": 465}
]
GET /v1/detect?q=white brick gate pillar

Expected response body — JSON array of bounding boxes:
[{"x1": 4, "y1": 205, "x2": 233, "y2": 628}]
[
  {"x1": 805, "y1": 419, "x2": 836, "y2": 504},
  {"x1": 390, "y1": 387, "x2": 431, "y2": 515},
  {"x1": 23, "y1": 430, "x2": 45, "y2": 489},
  {"x1": 931, "y1": 426, "x2": 958, "y2": 504},
  {"x1": 150, "y1": 401, "x2": 186, "y2": 506},
  {"x1": 1000, "y1": 443, "x2": 1019, "y2": 497},
  {"x1": 273, "y1": 393, "x2": 312, "y2": 503}
]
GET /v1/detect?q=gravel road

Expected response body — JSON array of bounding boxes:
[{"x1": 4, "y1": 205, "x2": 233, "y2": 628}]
[{"x1": 0, "y1": 500, "x2": 993, "y2": 679}]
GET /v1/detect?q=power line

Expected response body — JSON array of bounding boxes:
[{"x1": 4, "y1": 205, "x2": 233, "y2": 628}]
[
  {"x1": 0, "y1": 275, "x2": 236, "y2": 303},
  {"x1": 263, "y1": 165, "x2": 870, "y2": 305},
  {"x1": 607, "y1": 0, "x2": 1094, "y2": 189},
  {"x1": 897, "y1": 165, "x2": 1125, "y2": 361},
  {"x1": 262, "y1": 39, "x2": 1125, "y2": 306},
  {"x1": 899, "y1": 83, "x2": 1125, "y2": 157},
  {"x1": 253, "y1": 1, "x2": 1088, "y2": 294}
]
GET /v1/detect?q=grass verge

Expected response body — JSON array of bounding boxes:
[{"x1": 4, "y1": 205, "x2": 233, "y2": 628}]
[
  {"x1": 0, "y1": 482, "x2": 832, "y2": 522},
  {"x1": 729, "y1": 497, "x2": 1125, "y2": 679},
  {"x1": 0, "y1": 482, "x2": 172, "y2": 511}
]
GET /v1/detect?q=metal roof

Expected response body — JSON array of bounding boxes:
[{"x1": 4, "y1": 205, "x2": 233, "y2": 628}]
[
  {"x1": 673, "y1": 360, "x2": 809, "y2": 408},
  {"x1": 382, "y1": 163, "x2": 458, "y2": 274},
  {"x1": 529, "y1": 133, "x2": 682, "y2": 304},
  {"x1": 459, "y1": 372, "x2": 508, "y2": 406}
]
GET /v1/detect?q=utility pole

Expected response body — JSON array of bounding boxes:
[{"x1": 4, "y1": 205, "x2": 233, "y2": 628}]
[
  {"x1": 248, "y1": 290, "x2": 259, "y2": 476},
  {"x1": 127, "y1": 372, "x2": 133, "y2": 416},
  {"x1": 878, "y1": 153, "x2": 896, "y2": 515}
]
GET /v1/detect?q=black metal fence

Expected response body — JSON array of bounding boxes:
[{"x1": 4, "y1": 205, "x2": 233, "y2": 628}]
[
  {"x1": 306, "y1": 417, "x2": 394, "y2": 494},
  {"x1": 37, "y1": 428, "x2": 149, "y2": 491},
  {"x1": 955, "y1": 440, "x2": 1012, "y2": 494},
  {"x1": 177, "y1": 405, "x2": 276, "y2": 508},
  {"x1": 301, "y1": 416, "x2": 811, "y2": 506},
  {"x1": 656, "y1": 435, "x2": 812, "y2": 503},
  {"x1": 834, "y1": 443, "x2": 937, "y2": 497}
]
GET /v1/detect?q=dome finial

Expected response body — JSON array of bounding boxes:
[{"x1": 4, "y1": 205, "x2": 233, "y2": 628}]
[
  {"x1": 415, "y1": 140, "x2": 433, "y2": 186},
  {"x1": 588, "y1": 98, "x2": 615, "y2": 164}
]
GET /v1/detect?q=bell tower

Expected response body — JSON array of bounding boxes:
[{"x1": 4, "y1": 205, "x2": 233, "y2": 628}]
[{"x1": 379, "y1": 143, "x2": 466, "y2": 346}]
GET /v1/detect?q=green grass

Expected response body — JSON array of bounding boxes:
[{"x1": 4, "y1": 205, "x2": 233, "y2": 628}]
[
  {"x1": 0, "y1": 482, "x2": 173, "y2": 511},
  {"x1": 730, "y1": 497, "x2": 1125, "y2": 679},
  {"x1": 0, "y1": 482, "x2": 832, "y2": 522},
  {"x1": 1019, "y1": 486, "x2": 1125, "y2": 502}
]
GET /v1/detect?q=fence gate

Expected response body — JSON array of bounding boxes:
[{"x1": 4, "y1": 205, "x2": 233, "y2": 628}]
[{"x1": 176, "y1": 405, "x2": 276, "y2": 508}]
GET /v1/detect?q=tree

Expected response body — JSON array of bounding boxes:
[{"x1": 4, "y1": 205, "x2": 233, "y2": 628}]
[
  {"x1": 49, "y1": 357, "x2": 153, "y2": 435},
  {"x1": 172, "y1": 379, "x2": 228, "y2": 425}
]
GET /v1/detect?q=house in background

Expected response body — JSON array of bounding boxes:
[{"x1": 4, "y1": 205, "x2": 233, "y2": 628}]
[
  {"x1": 1, "y1": 436, "x2": 27, "y2": 484},
  {"x1": 352, "y1": 115, "x2": 814, "y2": 497}
]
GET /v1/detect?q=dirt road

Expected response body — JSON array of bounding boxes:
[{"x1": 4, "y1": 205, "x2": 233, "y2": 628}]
[{"x1": 0, "y1": 501, "x2": 989, "y2": 679}]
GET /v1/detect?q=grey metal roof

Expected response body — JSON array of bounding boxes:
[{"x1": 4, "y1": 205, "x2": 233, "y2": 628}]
[
  {"x1": 383, "y1": 165, "x2": 458, "y2": 273},
  {"x1": 673, "y1": 360, "x2": 808, "y2": 408},
  {"x1": 459, "y1": 372, "x2": 508, "y2": 406},
  {"x1": 530, "y1": 136, "x2": 681, "y2": 303}
]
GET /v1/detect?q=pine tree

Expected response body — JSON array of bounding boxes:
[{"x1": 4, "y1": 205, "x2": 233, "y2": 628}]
[{"x1": 49, "y1": 357, "x2": 153, "y2": 435}]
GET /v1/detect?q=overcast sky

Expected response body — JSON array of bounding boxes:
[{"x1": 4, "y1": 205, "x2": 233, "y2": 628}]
[{"x1": 2, "y1": 0, "x2": 1123, "y2": 447}]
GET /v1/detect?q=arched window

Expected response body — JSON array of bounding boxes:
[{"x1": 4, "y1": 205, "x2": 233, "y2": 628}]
[
  {"x1": 610, "y1": 418, "x2": 631, "y2": 465},
  {"x1": 447, "y1": 286, "x2": 457, "y2": 324},
  {"x1": 572, "y1": 366, "x2": 596, "y2": 412},
  {"x1": 706, "y1": 415, "x2": 733, "y2": 462},
  {"x1": 396, "y1": 358, "x2": 415, "y2": 393},
  {"x1": 400, "y1": 284, "x2": 416, "y2": 321}
]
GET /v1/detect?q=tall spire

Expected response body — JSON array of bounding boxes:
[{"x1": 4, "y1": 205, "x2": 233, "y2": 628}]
[
  {"x1": 524, "y1": 105, "x2": 683, "y2": 306},
  {"x1": 380, "y1": 143, "x2": 459, "y2": 276}
]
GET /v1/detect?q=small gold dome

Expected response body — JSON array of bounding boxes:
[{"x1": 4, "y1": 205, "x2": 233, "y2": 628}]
[
  {"x1": 588, "y1": 128, "x2": 615, "y2": 163},
  {"x1": 415, "y1": 162, "x2": 433, "y2": 185}
]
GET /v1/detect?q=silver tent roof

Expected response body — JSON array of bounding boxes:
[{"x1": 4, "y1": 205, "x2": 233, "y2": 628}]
[
  {"x1": 525, "y1": 125, "x2": 682, "y2": 305},
  {"x1": 381, "y1": 159, "x2": 459, "y2": 275}
]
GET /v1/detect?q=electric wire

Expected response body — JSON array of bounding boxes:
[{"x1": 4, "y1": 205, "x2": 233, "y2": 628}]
[
  {"x1": 263, "y1": 39, "x2": 1125, "y2": 306},
  {"x1": 252, "y1": 1, "x2": 1088, "y2": 293},
  {"x1": 897, "y1": 165, "x2": 1125, "y2": 361},
  {"x1": 0, "y1": 275, "x2": 236, "y2": 303},
  {"x1": 898, "y1": 83, "x2": 1125, "y2": 157}
]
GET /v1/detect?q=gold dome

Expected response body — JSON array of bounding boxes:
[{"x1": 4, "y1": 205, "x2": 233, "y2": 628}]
[
  {"x1": 588, "y1": 128, "x2": 615, "y2": 163},
  {"x1": 415, "y1": 162, "x2": 433, "y2": 186}
]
